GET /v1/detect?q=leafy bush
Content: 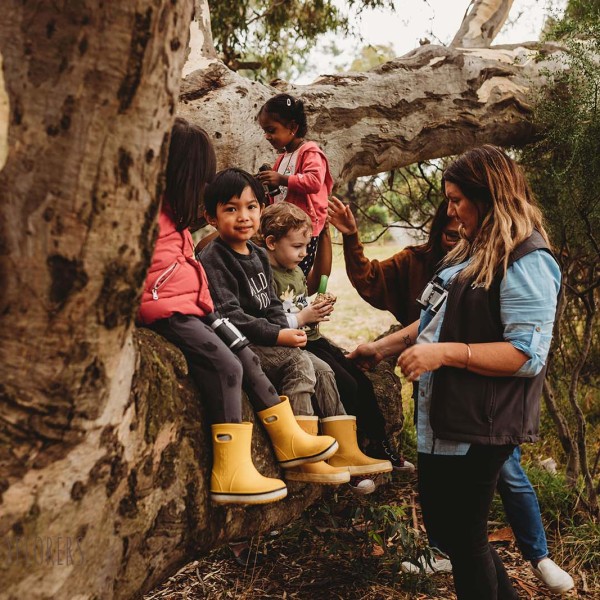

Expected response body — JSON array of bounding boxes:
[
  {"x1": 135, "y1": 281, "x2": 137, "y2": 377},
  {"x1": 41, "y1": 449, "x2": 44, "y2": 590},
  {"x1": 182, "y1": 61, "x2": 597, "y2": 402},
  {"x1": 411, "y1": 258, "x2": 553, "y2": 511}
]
[{"x1": 520, "y1": 9, "x2": 600, "y2": 520}]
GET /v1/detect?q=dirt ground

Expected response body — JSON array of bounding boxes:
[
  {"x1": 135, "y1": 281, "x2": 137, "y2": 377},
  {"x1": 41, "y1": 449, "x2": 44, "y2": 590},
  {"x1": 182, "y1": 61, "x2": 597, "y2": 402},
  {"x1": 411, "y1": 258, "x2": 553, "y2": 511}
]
[{"x1": 145, "y1": 473, "x2": 593, "y2": 599}]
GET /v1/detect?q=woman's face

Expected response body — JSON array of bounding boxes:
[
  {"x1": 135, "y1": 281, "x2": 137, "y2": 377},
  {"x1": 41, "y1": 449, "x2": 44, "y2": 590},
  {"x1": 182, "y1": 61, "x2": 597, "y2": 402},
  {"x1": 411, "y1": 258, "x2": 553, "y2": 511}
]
[
  {"x1": 440, "y1": 217, "x2": 460, "y2": 253},
  {"x1": 445, "y1": 181, "x2": 481, "y2": 240}
]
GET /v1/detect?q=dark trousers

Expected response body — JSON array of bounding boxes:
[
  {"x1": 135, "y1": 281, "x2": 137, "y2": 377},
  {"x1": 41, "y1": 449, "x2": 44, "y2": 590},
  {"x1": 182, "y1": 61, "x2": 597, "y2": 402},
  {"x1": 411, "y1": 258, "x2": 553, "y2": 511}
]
[
  {"x1": 305, "y1": 337, "x2": 386, "y2": 440},
  {"x1": 299, "y1": 235, "x2": 318, "y2": 276},
  {"x1": 418, "y1": 445, "x2": 520, "y2": 600},
  {"x1": 149, "y1": 313, "x2": 280, "y2": 423}
]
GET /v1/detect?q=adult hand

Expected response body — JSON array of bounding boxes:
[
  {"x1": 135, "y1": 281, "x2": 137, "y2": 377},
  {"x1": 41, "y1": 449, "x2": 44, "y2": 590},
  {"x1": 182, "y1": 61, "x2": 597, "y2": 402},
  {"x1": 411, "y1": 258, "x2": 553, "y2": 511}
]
[
  {"x1": 256, "y1": 169, "x2": 283, "y2": 187},
  {"x1": 328, "y1": 196, "x2": 358, "y2": 235},
  {"x1": 346, "y1": 342, "x2": 384, "y2": 371},
  {"x1": 397, "y1": 344, "x2": 445, "y2": 381},
  {"x1": 297, "y1": 300, "x2": 334, "y2": 327},
  {"x1": 277, "y1": 328, "x2": 308, "y2": 348}
]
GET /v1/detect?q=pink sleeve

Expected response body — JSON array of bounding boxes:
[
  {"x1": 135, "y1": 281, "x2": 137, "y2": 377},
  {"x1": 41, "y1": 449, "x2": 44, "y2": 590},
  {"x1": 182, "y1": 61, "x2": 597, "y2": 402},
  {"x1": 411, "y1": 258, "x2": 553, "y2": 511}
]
[{"x1": 287, "y1": 151, "x2": 326, "y2": 195}]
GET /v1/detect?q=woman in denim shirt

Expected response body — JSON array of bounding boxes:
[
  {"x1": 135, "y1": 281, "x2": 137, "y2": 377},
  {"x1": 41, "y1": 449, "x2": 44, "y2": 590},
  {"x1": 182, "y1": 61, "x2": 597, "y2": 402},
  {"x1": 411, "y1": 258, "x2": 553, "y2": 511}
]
[{"x1": 349, "y1": 146, "x2": 561, "y2": 600}]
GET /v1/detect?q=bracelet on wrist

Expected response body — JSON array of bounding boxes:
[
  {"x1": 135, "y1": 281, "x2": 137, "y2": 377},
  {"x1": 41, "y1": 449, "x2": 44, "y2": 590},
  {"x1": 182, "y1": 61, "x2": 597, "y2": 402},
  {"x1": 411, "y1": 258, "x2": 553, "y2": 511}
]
[{"x1": 465, "y1": 343, "x2": 472, "y2": 369}]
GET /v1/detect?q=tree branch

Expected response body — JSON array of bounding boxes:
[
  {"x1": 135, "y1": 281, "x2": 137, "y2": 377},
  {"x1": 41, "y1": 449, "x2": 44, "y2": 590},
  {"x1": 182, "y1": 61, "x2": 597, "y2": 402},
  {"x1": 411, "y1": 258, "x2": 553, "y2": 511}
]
[
  {"x1": 183, "y1": 0, "x2": 218, "y2": 77},
  {"x1": 451, "y1": 0, "x2": 516, "y2": 48},
  {"x1": 180, "y1": 40, "x2": 566, "y2": 185}
]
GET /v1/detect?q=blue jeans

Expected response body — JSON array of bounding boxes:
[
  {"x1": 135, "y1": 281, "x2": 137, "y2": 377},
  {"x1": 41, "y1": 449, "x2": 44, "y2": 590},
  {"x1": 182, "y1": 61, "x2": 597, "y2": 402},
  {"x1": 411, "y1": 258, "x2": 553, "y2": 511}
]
[{"x1": 497, "y1": 446, "x2": 548, "y2": 562}]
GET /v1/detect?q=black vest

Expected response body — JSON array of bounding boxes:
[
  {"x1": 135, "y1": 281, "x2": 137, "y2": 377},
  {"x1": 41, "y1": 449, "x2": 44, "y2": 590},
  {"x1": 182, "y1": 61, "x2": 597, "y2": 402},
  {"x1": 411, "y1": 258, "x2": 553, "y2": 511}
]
[{"x1": 430, "y1": 231, "x2": 558, "y2": 445}]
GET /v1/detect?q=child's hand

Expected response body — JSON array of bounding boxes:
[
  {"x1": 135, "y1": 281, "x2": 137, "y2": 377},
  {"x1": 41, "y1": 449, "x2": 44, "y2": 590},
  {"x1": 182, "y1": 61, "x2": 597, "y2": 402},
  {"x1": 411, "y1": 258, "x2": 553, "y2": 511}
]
[
  {"x1": 277, "y1": 328, "x2": 308, "y2": 348},
  {"x1": 296, "y1": 300, "x2": 334, "y2": 327},
  {"x1": 257, "y1": 169, "x2": 284, "y2": 187},
  {"x1": 328, "y1": 196, "x2": 357, "y2": 235}
]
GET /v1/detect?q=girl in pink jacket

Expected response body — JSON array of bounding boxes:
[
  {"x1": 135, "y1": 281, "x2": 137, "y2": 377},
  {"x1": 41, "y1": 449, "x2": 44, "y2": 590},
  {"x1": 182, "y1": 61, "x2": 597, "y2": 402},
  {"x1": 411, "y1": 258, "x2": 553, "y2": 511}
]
[
  {"x1": 138, "y1": 118, "x2": 338, "y2": 506},
  {"x1": 257, "y1": 94, "x2": 333, "y2": 275}
]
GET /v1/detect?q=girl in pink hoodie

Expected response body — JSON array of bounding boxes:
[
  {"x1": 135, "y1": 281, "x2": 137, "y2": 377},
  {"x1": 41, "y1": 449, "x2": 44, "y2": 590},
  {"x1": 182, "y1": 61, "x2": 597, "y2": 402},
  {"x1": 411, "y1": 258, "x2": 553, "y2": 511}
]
[{"x1": 257, "y1": 94, "x2": 333, "y2": 275}]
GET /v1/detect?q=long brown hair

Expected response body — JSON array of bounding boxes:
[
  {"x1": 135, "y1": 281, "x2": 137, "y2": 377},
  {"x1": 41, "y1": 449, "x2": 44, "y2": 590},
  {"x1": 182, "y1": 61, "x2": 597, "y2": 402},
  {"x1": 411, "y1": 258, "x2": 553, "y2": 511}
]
[
  {"x1": 165, "y1": 117, "x2": 217, "y2": 231},
  {"x1": 442, "y1": 145, "x2": 549, "y2": 288}
]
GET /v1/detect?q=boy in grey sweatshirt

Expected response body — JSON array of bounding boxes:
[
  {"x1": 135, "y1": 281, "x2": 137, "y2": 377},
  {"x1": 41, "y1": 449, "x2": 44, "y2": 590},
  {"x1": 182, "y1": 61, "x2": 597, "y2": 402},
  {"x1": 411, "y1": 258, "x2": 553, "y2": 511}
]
[{"x1": 199, "y1": 168, "x2": 343, "y2": 418}]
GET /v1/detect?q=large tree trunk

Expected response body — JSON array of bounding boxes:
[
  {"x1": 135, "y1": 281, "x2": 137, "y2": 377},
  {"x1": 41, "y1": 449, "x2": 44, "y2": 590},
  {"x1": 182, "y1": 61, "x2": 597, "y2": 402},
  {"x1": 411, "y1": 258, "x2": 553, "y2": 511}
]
[
  {"x1": 0, "y1": 0, "x2": 571, "y2": 597},
  {"x1": 0, "y1": 1, "x2": 197, "y2": 597}
]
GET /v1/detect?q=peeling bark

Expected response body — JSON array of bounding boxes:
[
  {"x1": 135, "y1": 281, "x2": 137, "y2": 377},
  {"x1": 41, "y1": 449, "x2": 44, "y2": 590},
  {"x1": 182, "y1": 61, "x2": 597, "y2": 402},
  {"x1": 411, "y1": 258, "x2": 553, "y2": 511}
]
[
  {"x1": 179, "y1": 40, "x2": 565, "y2": 187},
  {"x1": 452, "y1": 0, "x2": 516, "y2": 48},
  {"x1": 1, "y1": 329, "x2": 402, "y2": 599},
  {"x1": 0, "y1": 51, "x2": 8, "y2": 172},
  {"x1": 183, "y1": 0, "x2": 217, "y2": 77}
]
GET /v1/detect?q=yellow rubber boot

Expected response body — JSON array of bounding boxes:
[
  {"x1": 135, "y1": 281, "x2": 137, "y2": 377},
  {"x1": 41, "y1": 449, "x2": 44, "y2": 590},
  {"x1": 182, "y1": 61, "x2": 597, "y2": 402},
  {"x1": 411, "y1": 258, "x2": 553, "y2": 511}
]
[
  {"x1": 257, "y1": 397, "x2": 339, "y2": 468},
  {"x1": 211, "y1": 422, "x2": 287, "y2": 505},
  {"x1": 321, "y1": 416, "x2": 393, "y2": 476},
  {"x1": 285, "y1": 417, "x2": 350, "y2": 485}
]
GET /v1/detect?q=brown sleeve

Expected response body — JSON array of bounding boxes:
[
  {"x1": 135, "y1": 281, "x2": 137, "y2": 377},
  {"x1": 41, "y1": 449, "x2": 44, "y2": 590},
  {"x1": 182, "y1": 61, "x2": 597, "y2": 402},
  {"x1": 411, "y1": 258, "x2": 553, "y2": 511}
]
[{"x1": 342, "y1": 232, "x2": 411, "y2": 322}]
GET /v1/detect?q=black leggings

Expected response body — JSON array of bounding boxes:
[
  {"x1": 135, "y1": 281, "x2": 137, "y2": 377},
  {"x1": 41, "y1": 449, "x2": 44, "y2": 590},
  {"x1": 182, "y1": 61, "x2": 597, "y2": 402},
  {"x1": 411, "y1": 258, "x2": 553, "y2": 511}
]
[
  {"x1": 418, "y1": 445, "x2": 519, "y2": 600},
  {"x1": 149, "y1": 313, "x2": 280, "y2": 423},
  {"x1": 305, "y1": 337, "x2": 386, "y2": 440}
]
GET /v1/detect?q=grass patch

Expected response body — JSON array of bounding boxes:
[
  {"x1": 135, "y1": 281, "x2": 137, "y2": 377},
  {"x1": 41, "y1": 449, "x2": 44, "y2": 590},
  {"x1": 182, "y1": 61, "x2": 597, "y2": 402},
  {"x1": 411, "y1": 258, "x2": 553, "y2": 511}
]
[{"x1": 318, "y1": 240, "x2": 402, "y2": 350}]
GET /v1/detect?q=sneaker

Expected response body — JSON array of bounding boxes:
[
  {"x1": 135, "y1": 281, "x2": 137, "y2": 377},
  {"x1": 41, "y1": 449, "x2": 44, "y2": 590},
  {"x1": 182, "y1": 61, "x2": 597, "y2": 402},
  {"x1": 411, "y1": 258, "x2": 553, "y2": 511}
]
[
  {"x1": 400, "y1": 557, "x2": 452, "y2": 574},
  {"x1": 348, "y1": 476, "x2": 376, "y2": 495},
  {"x1": 228, "y1": 541, "x2": 265, "y2": 568},
  {"x1": 531, "y1": 558, "x2": 574, "y2": 594},
  {"x1": 369, "y1": 438, "x2": 416, "y2": 472}
]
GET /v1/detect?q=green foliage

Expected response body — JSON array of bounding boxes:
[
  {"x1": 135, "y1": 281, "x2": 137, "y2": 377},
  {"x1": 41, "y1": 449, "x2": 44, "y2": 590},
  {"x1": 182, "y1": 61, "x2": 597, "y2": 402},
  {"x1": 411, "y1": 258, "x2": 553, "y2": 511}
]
[
  {"x1": 488, "y1": 455, "x2": 599, "y2": 579},
  {"x1": 348, "y1": 43, "x2": 396, "y2": 71},
  {"x1": 526, "y1": 463, "x2": 600, "y2": 577},
  {"x1": 360, "y1": 204, "x2": 393, "y2": 241},
  {"x1": 342, "y1": 161, "x2": 447, "y2": 243},
  {"x1": 560, "y1": 521, "x2": 600, "y2": 573},
  {"x1": 526, "y1": 463, "x2": 579, "y2": 525},
  {"x1": 279, "y1": 487, "x2": 438, "y2": 594},
  {"x1": 561, "y1": 0, "x2": 600, "y2": 30},
  {"x1": 520, "y1": 8, "x2": 600, "y2": 519},
  {"x1": 209, "y1": 0, "x2": 394, "y2": 81}
]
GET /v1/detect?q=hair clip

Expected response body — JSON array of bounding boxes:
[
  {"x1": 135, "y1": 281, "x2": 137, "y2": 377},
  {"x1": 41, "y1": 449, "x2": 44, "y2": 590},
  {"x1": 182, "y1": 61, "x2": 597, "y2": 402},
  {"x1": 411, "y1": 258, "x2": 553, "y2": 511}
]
[{"x1": 286, "y1": 98, "x2": 292, "y2": 106}]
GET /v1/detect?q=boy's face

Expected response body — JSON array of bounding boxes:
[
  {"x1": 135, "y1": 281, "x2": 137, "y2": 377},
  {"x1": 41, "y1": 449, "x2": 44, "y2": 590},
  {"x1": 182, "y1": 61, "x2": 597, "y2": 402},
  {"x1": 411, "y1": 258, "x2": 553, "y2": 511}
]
[
  {"x1": 258, "y1": 112, "x2": 296, "y2": 151},
  {"x1": 265, "y1": 227, "x2": 311, "y2": 270},
  {"x1": 206, "y1": 185, "x2": 261, "y2": 254}
]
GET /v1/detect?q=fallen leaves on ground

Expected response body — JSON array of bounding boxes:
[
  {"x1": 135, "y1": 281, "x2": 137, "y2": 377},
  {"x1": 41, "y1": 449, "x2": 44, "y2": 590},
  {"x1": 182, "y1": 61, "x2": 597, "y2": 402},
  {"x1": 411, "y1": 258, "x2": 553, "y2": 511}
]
[{"x1": 145, "y1": 475, "x2": 593, "y2": 599}]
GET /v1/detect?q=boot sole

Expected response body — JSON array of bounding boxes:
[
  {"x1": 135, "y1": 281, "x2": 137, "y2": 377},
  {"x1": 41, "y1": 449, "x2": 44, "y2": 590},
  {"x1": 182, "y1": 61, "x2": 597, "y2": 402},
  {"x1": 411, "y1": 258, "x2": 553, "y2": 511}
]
[
  {"x1": 279, "y1": 440, "x2": 339, "y2": 469},
  {"x1": 211, "y1": 487, "x2": 288, "y2": 505},
  {"x1": 285, "y1": 471, "x2": 350, "y2": 484},
  {"x1": 343, "y1": 462, "x2": 393, "y2": 476},
  {"x1": 392, "y1": 464, "x2": 416, "y2": 473}
]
